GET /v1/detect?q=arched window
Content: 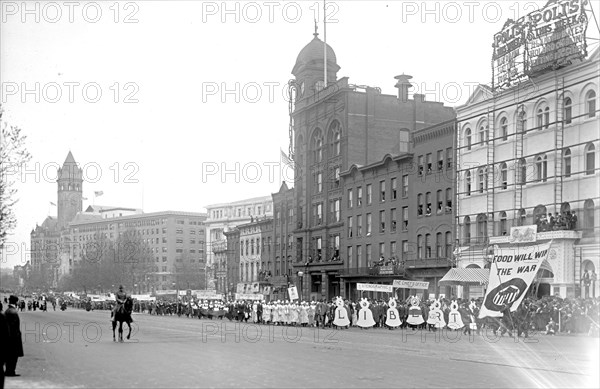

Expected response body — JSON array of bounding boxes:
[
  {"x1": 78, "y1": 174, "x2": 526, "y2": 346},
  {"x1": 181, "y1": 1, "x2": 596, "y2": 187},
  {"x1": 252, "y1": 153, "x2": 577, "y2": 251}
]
[
  {"x1": 584, "y1": 199, "x2": 595, "y2": 230},
  {"x1": 499, "y1": 211, "x2": 507, "y2": 236},
  {"x1": 417, "y1": 235, "x2": 423, "y2": 259},
  {"x1": 518, "y1": 109, "x2": 527, "y2": 132},
  {"x1": 436, "y1": 232, "x2": 443, "y2": 257},
  {"x1": 536, "y1": 154, "x2": 547, "y2": 182},
  {"x1": 476, "y1": 213, "x2": 488, "y2": 242},
  {"x1": 533, "y1": 205, "x2": 547, "y2": 225},
  {"x1": 425, "y1": 192, "x2": 432, "y2": 216},
  {"x1": 563, "y1": 148, "x2": 571, "y2": 177},
  {"x1": 445, "y1": 231, "x2": 452, "y2": 258},
  {"x1": 479, "y1": 125, "x2": 488, "y2": 144},
  {"x1": 417, "y1": 193, "x2": 423, "y2": 216},
  {"x1": 517, "y1": 208, "x2": 527, "y2": 226},
  {"x1": 500, "y1": 117, "x2": 508, "y2": 141},
  {"x1": 585, "y1": 143, "x2": 595, "y2": 175},
  {"x1": 436, "y1": 190, "x2": 443, "y2": 214},
  {"x1": 560, "y1": 202, "x2": 571, "y2": 214},
  {"x1": 464, "y1": 216, "x2": 471, "y2": 243},
  {"x1": 465, "y1": 128, "x2": 472, "y2": 150},
  {"x1": 564, "y1": 97, "x2": 572, "y2": 124},
  {"x1": 478, "y1": 168, "x2": 488, "y2": 193},
  {"x1": 500, "y1": 162, "x2": 508, "y2": 189},
  {"x1": 465, "y1": 171, "x2": 472, "y2": 196},
  {"x1": 537, "y1": 108, "x2": 544, "y2": 129},
  {"x1": 544, "y1": 107, "x2": 550, "y2": 129},
  {"x1": 329, "y1": 121, "x2": 341, "y2": 157},
  {"x1": 587, "y1": 90, "x2": 597, "y2": 118},
  {"x1": 425, "y1": 234, "x2": 431, "y2": 258},
  {"x1": 519, "y1": 158, "x2": 528, "y2": 185},
  {"x1": 312, "y1": 129, "x2": 323, "y2": 163}
]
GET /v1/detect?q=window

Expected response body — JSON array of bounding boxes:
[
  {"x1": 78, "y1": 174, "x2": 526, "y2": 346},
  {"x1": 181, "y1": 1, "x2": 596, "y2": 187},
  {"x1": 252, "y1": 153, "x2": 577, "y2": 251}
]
[
  {"x1": 425, "y1": 234, "x2": 432, "y2": 258},
  {"x1": 357, "y1": 215, "x2": 362, "y2": 237},
  {"x1": 519, "y1": 158, "x2": 527, "y2": 185},
  {"x1": 437, "y1": 150, "x2": 444, "y2": 170},
  {"x1": 478, "y1": 168, "x2": 487, "y2": 193},
  {"x1": 585, "y1": 143, "x2": 595, "y2": 175},
  {"x1": 316, "y1": 172, "x2": 323, "y2": 193},
  {"x1": 379, "y1": 242, "x2": 385, "y2": 257},
  {"x1": 316, "y1": 203, "x2": 323, "y2": 225},
  {"x1": 347, "y1": 217, "x2": 353, "y2": 238},
  {"x1": 446, "y1": 188, "x2": 452, "y2": 212},
  {"x1": 500, "y1": 117, "x2": 508, "y2": 141},
  {"x1": 426, "y1": 153, "x2": 433, "y2": 173},
  {"x1": 380, "y1": 180, "x2": 386, "y2": 202},
  {"x1": 564, "y1": 97, "x2": 572, "y2": 124},
  {"x1": 391, "y1": 208, "x2": 397, "y2": 232},
  {"x1": 436, "y1": 232, "x2": 443, "y2": 258},
  {"x1": 402, "y1": 175, "x2": 408, "y2": 197},
  {"x1": 316, "y1": 237, "x2": 322, "y2": 261},
  {"x1": 425, "y1": 192, "x2": 432, "y2": 216},
  {"x1": 536, "y1": 154, "x2": 547, "y2": 182},
  {"x1": 330, "y1": 121, "x2": 341, "y2": 156},
  {"x1": 390, "y1": 241, "x2": 397, "y2": 256},
  {"x1": 479, "y1": 125, "x2": 488, "y2": 144},
  {"x1": 417, "y1": 235, "x2": 423, "y2": 259},
  {"x1": 366, "y1": 184, "x2": 372, "y2": 205},
  {"x1": 586, "y1": 90, "x2": 596, "y2": 118},
  {"x1": 500, "y1": 163, "x2": 508, "y2": 189},
  {"x1": 476, "y1": 214, "x2": 488, "y2": 241},
  {"x1": 464, "y1": 216, "x2": 471, "y2": 243},
  {"x1": 544, "y1": 107, "x2": 550, "y2": 129},
  {"x1": 437, "y1": 190, "x2": 443, "y2": 214},
  {"x1": 366, "y1": 213, "x2": 372, "y2": 235},
  {"x1": 333, "y1": 199, "x2": 341, "y2": 222},
  {"x1": 563, "y1": 149, "x2": 571, "y2": 177},
  {"x1": 418, "y1": 155, "x2": 424, "y2": 175},
  {"x1": 417, "y1": 193, "x2": 423, "y2": 217},
  {"x1": 357, "y1": 187, "x2": 363, "y2": 206},
  {"x1": 402, "y1": 207, "x2": 408, "y2": 230},
  {"x1": 366, "y1": 244, "x2": 372, "y2": 265},
  {"x1": 445, "y1": 232, "x2": 452, "y2": 258},
  {"x1": 499, "y1": 211, "x2": 507, "y2": 236},
  {"x1": 313, "y1": 130, "x2": 323, "y2": 163},
  {"x1": 379, "y1": 210, "x2": 385, "y2": 233},
  {"x1": 584, "y1": 199, "x2": 595, "y2": 230},
  {"x1": 333, "y1": 167, "x2": 340, "y2": 188},
  {"x1": 347, "y1": 189, "x2": 353, "y2": 208},
  {"x1": 357, "y1": 245, "x2": 362, "y2": 267},
  {"x1": 518, "y1": 209, "x2": 527, "y2": 226},
  {"x1": 537, "y1": 108, "x2": 544, "y2": 129},
  {"x1": 465, "y1": 171, "x2": 472, "y2": 196},
  {"x1": 347, "y1": 246, "x2": 353, "y2": 268},
  {"x1": 391, "y1": 178, "x2": 397, "y2": 200},
  {"x1": 446, "y1": 148, "x2": 453, "y2": 169},
  {"x1": 465, "y1": 128, "x2": 472, "y2": 150}
]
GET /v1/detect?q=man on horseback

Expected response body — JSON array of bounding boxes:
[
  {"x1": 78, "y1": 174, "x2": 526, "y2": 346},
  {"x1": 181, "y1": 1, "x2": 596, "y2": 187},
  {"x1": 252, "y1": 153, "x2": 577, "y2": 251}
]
[{"x1": 111, "y1": 285, "x2": 127, "y2": 323}]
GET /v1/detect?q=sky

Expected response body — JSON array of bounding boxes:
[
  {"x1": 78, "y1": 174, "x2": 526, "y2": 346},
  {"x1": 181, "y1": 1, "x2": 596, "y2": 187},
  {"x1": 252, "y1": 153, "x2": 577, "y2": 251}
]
[{"x1": 1, "y1": 0, "x2": 599, "y2": 267}]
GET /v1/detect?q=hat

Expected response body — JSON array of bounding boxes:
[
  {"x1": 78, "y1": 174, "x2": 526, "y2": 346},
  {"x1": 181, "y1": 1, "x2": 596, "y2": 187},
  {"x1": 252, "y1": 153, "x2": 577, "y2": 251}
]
[{"x1": 9, "y1": 295, "x2": 19, "y2": 304}]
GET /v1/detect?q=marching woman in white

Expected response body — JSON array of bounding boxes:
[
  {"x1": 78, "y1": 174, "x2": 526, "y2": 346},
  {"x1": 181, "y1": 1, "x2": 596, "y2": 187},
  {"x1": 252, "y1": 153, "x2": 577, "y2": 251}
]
[
  {"x1": 356, "y1": 298, "x2": 376, "y2": 329},
  {"x1": 290, "y1": 302, "x2": 299, "y2": 325},
  {"x1": 406, "y1": 296, "x2": 425, "y2": 329},
  {"x1": 299, "y1": 302, "x2": 309, "y2": 326},
  {"x1": 447, "y1": 300, "x2": 465, "y2": 330},
  {"x1": 262, "y1": 302, "x2": 271, "y2": 324},
  {"x1": 385, "y1": 298, "x2": 402, "y2": 329},
  {"x1": 426, "y1": 299, "x2": 446, "y2": 331},
  {"x1": 308, "y1": 301, "x2": 316, "y2": 327},
  {"x1": 333, "y1": 297, "x2": 350, "y2": 329},
  {"x1": 272, "y1": 301, "x2": 280, "y2": 325},
  {"x1": 252, "y1": 301, "x2": 259, "y2": 323}
]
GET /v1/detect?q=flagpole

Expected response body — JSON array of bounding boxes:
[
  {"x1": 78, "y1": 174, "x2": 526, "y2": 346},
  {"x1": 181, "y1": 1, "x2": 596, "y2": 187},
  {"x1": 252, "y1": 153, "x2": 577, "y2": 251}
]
[{"x1": 323, "y1": 0, "x2": 327, "y2": 88}]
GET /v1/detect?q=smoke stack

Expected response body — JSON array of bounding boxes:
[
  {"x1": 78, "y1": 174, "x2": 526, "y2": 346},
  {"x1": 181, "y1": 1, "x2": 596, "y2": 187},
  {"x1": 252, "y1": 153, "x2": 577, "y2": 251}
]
[{"x1": 394, "y1": 74, "x2": 413, "y2": 102}]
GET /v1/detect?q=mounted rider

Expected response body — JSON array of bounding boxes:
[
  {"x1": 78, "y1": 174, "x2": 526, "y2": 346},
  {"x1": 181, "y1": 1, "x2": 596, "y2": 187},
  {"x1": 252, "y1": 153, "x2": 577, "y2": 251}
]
[{"x1": 111, "y1": 285, "x2": 127, "y2": 323}]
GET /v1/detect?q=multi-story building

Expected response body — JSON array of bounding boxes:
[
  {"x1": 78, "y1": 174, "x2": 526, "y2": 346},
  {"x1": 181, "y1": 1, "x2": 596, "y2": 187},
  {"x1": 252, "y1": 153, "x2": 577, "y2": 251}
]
[
  {"x1": 31, "y1": 152, "x2": 208, "y2": 292},
  {"x1": 290, "y1": 31, "x2": 455, "y2": 300},
  {"x1": 223, "y1": 227, "x2": 240, "y2": 298},
  {"x1": 269, "y1": 182, "x2": 296, "y2": 299},
  {"x1": 455, "y1": 44, "x2": 599, "y2": 298},
  {"x1": 204, "y1": 196, "x2": 273, "y2": 288},
  {"x1": 238, "y1": 218, "x2": 273, "y2": 283}
]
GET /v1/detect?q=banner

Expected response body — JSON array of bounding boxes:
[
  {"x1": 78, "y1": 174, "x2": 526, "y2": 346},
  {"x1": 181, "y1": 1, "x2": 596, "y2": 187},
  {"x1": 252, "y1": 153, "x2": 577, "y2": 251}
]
[
  {"x1": 357, "y1": 283, "x2": 393, "y2": 292},
  {"x1": 509, "y1": 225, "x2": 537, "y2": 243},
  {"x1": 287, "y1": 286, "x2": 299, "y2": 300},
  {"x1": 236, "y1": 282, "x2": 273, "y2": 295},
  {"x1": 479, "y1": 242, "x2": 551, "y2": 318},
  {"x1": 392, "y1": 280, "x2": 430, "y2": 290},
  {"x1": 235, "y1": 294, "x2": 264, "y2": 301}
]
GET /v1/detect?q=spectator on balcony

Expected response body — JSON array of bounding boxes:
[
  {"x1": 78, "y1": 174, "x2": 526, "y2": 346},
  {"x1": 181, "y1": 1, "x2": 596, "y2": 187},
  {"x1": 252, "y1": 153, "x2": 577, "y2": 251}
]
[{"x1": 426, "y1": 206, "x2": 432, "y2": 217}]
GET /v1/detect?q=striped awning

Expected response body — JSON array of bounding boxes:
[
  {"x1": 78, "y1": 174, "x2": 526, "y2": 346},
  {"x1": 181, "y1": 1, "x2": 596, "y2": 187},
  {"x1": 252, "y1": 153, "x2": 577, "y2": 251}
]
[{"x1": 438, "y1": 268, "x2": 490, "y2": 286}]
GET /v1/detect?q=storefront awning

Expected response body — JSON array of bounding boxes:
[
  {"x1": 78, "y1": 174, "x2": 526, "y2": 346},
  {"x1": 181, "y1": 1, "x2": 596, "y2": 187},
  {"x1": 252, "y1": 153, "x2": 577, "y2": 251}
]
[{"x1": 438, "y1": 268, "x2": 490, "y2": 286}]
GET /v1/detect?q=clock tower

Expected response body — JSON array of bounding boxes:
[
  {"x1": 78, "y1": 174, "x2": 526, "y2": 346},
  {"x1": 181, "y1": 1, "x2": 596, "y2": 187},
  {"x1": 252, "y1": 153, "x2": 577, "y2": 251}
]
[
  {"x1": 291, "y1": 30, "x2": 340, "y2": 99},
  {"x1": 57, "y1": 151, "x2": 83, "y2": 229}
]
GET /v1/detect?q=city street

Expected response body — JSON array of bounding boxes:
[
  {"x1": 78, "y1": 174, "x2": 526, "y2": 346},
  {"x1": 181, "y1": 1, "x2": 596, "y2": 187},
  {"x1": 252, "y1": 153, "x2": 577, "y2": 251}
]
[{"x1": 4, "y1": 308, "x2": 598, "y2": 388}]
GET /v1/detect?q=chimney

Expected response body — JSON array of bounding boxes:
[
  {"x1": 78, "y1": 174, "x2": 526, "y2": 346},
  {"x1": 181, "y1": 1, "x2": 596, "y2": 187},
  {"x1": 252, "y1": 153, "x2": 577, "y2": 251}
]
[{"x1": 394, "y1": 74, "x2": 413, "y2": 102}]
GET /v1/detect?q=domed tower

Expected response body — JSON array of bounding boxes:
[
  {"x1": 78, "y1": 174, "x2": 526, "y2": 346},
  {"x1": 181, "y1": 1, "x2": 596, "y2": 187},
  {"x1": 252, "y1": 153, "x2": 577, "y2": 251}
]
[
  {"x1": 292, "y1": 30, "x2": 340, "y2": 98},
  {"x1": 57, "y1": 151, "x2": 83, "y2": 229}
]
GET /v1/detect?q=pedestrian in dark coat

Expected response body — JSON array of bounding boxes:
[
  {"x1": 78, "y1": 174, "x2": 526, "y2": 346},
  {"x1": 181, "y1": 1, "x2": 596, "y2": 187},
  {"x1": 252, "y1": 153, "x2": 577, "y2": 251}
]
[
  {"x1": 5, "y1": 295, "x2": 24, "y2": 377},
  {"x1": 0, "y1": 309, "x2": 10, "y2": 387}
]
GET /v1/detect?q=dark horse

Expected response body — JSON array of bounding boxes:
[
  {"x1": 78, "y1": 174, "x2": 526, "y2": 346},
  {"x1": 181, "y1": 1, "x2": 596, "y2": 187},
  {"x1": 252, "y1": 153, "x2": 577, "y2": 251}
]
[{"x1": 112, "y1": 296, "x2": 133, "y2": 342}]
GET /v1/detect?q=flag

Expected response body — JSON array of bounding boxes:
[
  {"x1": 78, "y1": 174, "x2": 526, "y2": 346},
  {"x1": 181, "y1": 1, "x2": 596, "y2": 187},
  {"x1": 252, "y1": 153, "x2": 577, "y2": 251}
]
[
  {"x1": 280, "y1": 149, "x2": 293, "y2": 169},
  {"x1": 49, "y1": 202, "x2": 56, "y2": 206},
  {"x1": 94, "y1": 191, "x2": 104, "y2": 197}
]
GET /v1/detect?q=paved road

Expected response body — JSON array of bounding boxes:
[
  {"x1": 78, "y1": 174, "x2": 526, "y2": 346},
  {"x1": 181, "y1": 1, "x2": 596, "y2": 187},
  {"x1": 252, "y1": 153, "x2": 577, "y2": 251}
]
[{"x1": 3, "y1": 308, "x2": 598, "y2": 388}]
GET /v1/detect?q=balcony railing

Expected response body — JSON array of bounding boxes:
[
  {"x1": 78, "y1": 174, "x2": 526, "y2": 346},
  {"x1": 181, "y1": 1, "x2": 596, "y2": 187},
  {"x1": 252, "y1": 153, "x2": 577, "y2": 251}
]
[{"x1": 338, "y1": 265, "x2": 405, "y2": 277}]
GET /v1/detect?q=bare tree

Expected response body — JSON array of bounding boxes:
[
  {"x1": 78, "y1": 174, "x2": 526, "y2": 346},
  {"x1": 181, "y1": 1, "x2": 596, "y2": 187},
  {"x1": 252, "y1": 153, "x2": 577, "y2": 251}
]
[{"x1": 0, "y1": 106, "x2": 32, "y2": 249}]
